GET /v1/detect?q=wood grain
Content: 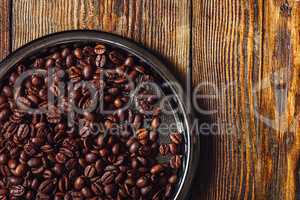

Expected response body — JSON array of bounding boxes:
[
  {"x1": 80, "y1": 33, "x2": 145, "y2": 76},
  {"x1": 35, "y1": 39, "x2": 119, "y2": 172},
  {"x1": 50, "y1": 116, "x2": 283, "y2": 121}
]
[
  {"x1": 0, "y1": 0, "x2": 11, "y2": 60},
  {"x1": 192, "y1": 0, "x2": 300, "y2": 199},
  {"x1": 12, "y1": 0, "x2": 190, "y2": 81},
  {"x1": 10, "y1": 0, "x2": 300, "y2": 199}
]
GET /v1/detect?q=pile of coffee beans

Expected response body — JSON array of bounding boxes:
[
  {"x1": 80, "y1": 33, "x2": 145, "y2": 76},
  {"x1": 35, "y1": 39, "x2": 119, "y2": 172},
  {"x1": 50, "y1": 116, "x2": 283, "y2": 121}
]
[{"x1": 0, "y1": 43, "x2": 184, "y2": 199}]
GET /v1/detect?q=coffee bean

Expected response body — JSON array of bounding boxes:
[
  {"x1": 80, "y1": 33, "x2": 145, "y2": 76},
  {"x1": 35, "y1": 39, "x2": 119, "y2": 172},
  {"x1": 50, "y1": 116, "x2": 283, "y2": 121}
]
[
  {"x1": 27, "y1": 157, "x2": 42, "y2": 168},
  {"x1": 94, "y1": 44, "x2": 106, "y2": 55},
  {"x1": 58, "y1": 176, "x2": 69, "y2": 192},
  {"x1": 109, "y1": 51, "x2": 125, "y2": 64},
  {"x1": 0, "y1": 153, "x2": 8, "y2": 164},
  {"x1": 38, "y1": 179, "x2": 56, "y2": 194},
  {"x1": 136, "y1": 176, "x2": 149, "y2": 188},
  {"x1": 129, "y1": 142, "x2": 139, "y2": 154},
  {"x1": 74, "y1": 48, "x2": 83, "y2": 59},
  {"x1": 169, "y1": 143, "x2": 178, "y2": 155},
  {"x1": 151, "y1": 117, "x2": 160, "y2": 129},
  {"x1": 150, "y1": 164, "x2": 164, "y2": 175},
  {"x1": 170, "y1": 155, "x2": 182, "y2": 169},
  {"x1": 170, "y1": 133, "x2": 183, "y2": 144},
  {"x1": 100, "y1": 171, "x2": 115, "y2": 184},
  {"x1": 10, "y1": 185, "x2": 25, "y2": 197},
  {"x1": 13, "y1": 164, "x2": 27, "y2": 176},
  {"x1": 124, "y1": 57, "x2": 134, "y2": 67},
  {"x1": 104, "y1": 184, "x2": 116, "y2": 195},
  {"x1": 45, "y1": 58, "x2": 55, "y2": 68},
  {"x1": 2, "y1": 86, "x2": 13, "y2": 98},
  {"x1": 81, "y1": 187, "x2": 93, "y2": 198},
  {"x1": 95, "y1": 54, "x2": 106, "y2": 67},
  {"x1": 84, "y1": 165, "x2": 96, "y2": 178},
  {"x1": 85, "y1": 153, "x2": 98, "y2": 163},
  {"x1": 66, "y1": 55, "x2": 74, "y2": 67},
  {"x1": 0, "y1": 108, "x2": 10, "y2": 121},
  {"x1": 83, "y1": 64, "x2": 94, "y2": 80},
  {"x1": 8, "y1": 159, "x2": 18, "y2": 169},
  {"x1": 114, "y1": 97, "x2": 123, "y2": 108},
  {"x1": 61, "y1": 48, "x2": 72, "y2": 58},
  {"x1": 168, "y1": 175, "x2": 178, "y2": 184},
  {"x1": 82, "y1": 112, "x2": 95, "y2": 123},
  {"x1": 74, "y1": 176, "x2": 85, "y2": 190},
  {"x1": 159, "y1": 144, "x2": 170, "y2": 155},
  {"x1": 8, "y1": 176, "x2": 23, "y2": 185},
  {"x1": 91, "y1": 182, "x2": 103, "y2": 195},
  {"x1": 141, "y1": 185, "x2": 152, "y2": 196}
]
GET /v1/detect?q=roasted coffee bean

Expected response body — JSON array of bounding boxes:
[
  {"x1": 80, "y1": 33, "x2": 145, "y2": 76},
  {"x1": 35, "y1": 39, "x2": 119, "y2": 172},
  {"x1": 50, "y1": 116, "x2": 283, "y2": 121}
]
[
  {"x1": 83, "y1": 64, "x2": 94, "y2": 80},
  {"x1": 151, "y1": 117, "x2": 160, "y2": 129},
  {"x1": 45, "y1": 58, "x2": 55, "y2": 68},
  {"x1": 74, "y1": 176, "x2": 85, "y2": 190},
  {"x1": 58, "y1": 176, "x2": 69, "y2": 192},
  {"x1": 109, "y1": 51, "x2": 125, "y2": 64},
  {"x1": 0, "y1": 108, "x2": 10, "y2": 121},
  {"x1": 74, "y1": 48, "x2": 83, "y2": 59},
  {"x1": 170, "y1": 133, "x2": 183, "y2": 144},
  {"x1": 10, "y1": 185, "x2": 25, "y2": 197},
  {"x1": 150, "y1": 164, "x2": 164, "y2": 175},
  {"x1": 13, "y1": 164, "x2": 27, "y2": 176},
  {"x1": 104, "y1": 184, "x2": 116, "y2": 195},
  {"x1": 85, "y1": 153, "x2": 98, "y2": 163},
  {"x1": 84, "y1": 165, "x2": 96, "y2": 178},
  {"x1": 95, "y1": 54, "x2": 106, "y2": 68},
  {"x1": 0, "y1": 153, "x2": 8, "y2": 164},
  {"x1": 27, "y1": 157, "x2": 42, "y2": 168},
  {"x1": 61, "y1": 48, "x2": 72, "y2": 58},
  {"x1": 101, "y1": 171, "x2": 115, "y2": 184},
  {"x1": 38, "y1": 179, "x2": 56, "y2": 194},
  {"x1": 8, "y1": 176, "x2": 23, "y2": 185},
  {"x1": 8, "y1": 159, "x2": 18, "y2": 169},
  {"x1": 94, "y1": 44, "x2": 106, "y2": 55},
  {"x1": 168, "y1": 175, "x2": 178, "y2": 184},
  {"x1": 159, "y1": 144, "x2": 170, "y2": 155},
  {"x1": 124, "y1": 57, "x2": 134, "y2": 67},
  {"x1": 169, "y1": 143, "x2": 178, "y2": 155},
  {"x1": 170, "y1": 155, "x2": 182, "y2": 169},
  {"x1": 136, "y1": 176, "x2": 149, "y2": 188},
  {"x1": 91, "y1": 182, "x2": 103, "y2": 195},
  {"x1": 141, "y1": 185, "x2": 152, "y2": 196},
  {"x1": 81, "y1": 187, "x2": 93, "y2": 198}
]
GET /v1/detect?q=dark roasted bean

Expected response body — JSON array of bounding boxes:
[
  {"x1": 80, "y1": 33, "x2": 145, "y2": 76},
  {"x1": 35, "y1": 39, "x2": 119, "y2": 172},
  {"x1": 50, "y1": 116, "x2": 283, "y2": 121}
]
[
  {"x1": 10, "y1": 185, "x2": 25, "y2": 197},
  {"x1": 170, "y1": 133, "x2": 183, "y2": 144},
  {"x1": 74, "y1": 176, "x2": 85, "y2": 190},
  {"x1": 170, "y1": 155, "x2": 182, "y2": 169},
  {"x1": 94, "y1": 44, "x2": 106, "y2": 55},
  {"x1": 38, "y1": 179, "x2": 55, "y2": 194},
  {"x1": 84, "y1": 165, "x2": 96, "y2": 178},
  {"x1": 159, "y1": 144, "x2": 170, "y2": 155},
  {"x1": 150, "y1": 164, "x2": 164, "y2": 175}
]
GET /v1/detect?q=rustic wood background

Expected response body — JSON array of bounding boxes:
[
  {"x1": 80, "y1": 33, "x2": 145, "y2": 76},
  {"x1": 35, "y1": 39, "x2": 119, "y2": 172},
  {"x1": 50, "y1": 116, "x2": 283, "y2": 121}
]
[{"x1": 1, "y1": 0, "x2": 300, "y2": 199}]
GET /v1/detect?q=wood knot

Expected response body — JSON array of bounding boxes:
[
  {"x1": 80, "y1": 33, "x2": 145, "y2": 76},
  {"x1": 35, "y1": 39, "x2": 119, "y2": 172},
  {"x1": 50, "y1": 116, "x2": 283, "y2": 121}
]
[{"x1": 280, "y1": 2, "x2": 292, "y2": 17}]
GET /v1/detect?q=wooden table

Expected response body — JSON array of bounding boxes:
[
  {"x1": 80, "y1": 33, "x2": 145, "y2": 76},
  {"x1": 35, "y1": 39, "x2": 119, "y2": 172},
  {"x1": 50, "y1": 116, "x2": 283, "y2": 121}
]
[{"x1": 1, "y1": 0, "x2": 300, "y2": 199}]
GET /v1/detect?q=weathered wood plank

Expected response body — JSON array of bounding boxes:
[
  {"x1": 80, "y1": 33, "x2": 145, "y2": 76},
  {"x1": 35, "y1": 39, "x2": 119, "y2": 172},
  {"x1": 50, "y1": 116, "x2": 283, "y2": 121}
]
[
  {"x1": 12, "y1": 0, "x2": 190, "y2": 81},
  {"x1": 0, "y1": 0, "x2": 10, "y2": 60},
  {"x1": 258, "y1": 1, "x2": 300, "y2": 199},
  {"x1": 192, "y1": 0, "x2": 263, "y2": 199},
  {"x1": 192, "y1": 0, "x2": 300, "y2": 199}
]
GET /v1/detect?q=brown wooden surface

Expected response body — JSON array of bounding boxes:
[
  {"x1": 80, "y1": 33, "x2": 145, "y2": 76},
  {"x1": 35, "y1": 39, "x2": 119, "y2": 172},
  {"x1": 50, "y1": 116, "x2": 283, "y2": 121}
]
[
  {"x1": 193, "y1": 0, "x2": 300, "y2": 199},
  {"x1": 1, "y1": 0, "x2": 300, "y2": 199},
  {"x1": 0, "y1": 0, "x2": 10, "y2": 59}
]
